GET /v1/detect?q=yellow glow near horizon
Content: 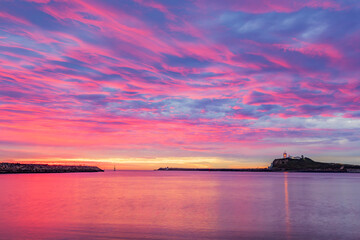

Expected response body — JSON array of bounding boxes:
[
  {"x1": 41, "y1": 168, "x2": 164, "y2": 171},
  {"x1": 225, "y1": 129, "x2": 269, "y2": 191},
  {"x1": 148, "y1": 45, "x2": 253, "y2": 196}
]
[{"x1": 9, "y1": 157, "x2": 269, "y2": 170}]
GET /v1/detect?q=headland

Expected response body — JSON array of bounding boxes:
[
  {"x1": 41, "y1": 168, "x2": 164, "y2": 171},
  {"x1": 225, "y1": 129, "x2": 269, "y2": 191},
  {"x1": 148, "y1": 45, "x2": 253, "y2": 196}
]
[
  {"x1": 0, "y1": 162, "x2": 104, "y2": 174},
  {"x1": 269, "y1": 156, "x2": 360, "y2": 172}
]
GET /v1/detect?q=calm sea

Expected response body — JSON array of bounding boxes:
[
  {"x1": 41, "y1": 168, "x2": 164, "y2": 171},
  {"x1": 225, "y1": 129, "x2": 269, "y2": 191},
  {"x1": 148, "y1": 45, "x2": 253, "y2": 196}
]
[{"x1": 0, "y1": 171, "x2": 359, "y2": 240}]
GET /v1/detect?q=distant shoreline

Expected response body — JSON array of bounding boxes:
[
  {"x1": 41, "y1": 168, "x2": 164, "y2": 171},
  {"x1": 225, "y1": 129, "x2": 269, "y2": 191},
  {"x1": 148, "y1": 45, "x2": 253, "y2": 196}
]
[
  {"x1": 157, "y1": 155, "x2": 360, "y2": 173},
  {"x1": 157, "y1": 167, "x2": 360, "y2": 173},
  {"x1": 157, "y1": 167, "x2": 270, "y2": 172},
  {"x1": 158, "y1": 167, "x2": 360, "y2": 174},
  {"x1": 0, "y1": 162, "x2": 104, "y2": 174}
]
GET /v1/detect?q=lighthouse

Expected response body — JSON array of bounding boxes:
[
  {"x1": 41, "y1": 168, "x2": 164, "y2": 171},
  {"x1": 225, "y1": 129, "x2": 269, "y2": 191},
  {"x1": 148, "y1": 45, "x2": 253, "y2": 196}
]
[{"x1": 283, "y1": 151, "x2": 287, "y2": 158}]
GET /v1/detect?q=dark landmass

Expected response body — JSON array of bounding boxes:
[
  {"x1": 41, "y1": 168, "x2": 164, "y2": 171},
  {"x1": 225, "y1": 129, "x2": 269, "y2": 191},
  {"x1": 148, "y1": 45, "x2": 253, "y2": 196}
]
[
  {"x1": 270, "y1": 157, "x2": 360, "y2": 172},
  {"x1": 0, "y1": 162, "x2": 104, "y2": 174},
  {"x1": 158, "y1": 156, "x2": 360, "y2": 173}
]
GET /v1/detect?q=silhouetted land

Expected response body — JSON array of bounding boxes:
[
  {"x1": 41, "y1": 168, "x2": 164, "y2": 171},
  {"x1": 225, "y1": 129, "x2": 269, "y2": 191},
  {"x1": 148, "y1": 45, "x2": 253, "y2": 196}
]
[
  {"x1": 270, "y1": 157, "x2": 360, "y2": 172},
  {"x1": 158, "y1": 156, "x2": 360, "y2": 173},
  {"x1": 0, "y1": 162, "x2": 104, "y2": 174}
]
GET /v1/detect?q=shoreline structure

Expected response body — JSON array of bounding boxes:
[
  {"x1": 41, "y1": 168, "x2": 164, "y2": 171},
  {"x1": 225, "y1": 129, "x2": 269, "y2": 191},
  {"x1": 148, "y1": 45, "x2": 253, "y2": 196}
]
[
  {"x1": 0, "y1": 162, "x2": 104, "y2": 174},
  {"x1": 158, "y1": 153, "x2": 360, "y2": 173}
]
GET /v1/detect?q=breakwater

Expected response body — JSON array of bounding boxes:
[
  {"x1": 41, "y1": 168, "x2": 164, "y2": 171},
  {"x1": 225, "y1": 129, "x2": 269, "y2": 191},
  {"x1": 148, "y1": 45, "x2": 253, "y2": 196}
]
[{"x1": 0, "y1": 162, "x2": 104, "y2": 174}]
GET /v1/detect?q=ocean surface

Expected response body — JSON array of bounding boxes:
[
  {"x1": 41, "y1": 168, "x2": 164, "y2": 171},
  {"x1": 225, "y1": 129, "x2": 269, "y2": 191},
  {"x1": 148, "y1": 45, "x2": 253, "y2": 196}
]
[{"x1": 0, "y1": 171, "x2": 359, "y2": 240}]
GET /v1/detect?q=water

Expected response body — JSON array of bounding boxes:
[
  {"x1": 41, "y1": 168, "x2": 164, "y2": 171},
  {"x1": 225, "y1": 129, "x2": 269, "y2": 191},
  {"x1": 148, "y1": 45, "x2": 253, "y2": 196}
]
[{"x1": 0, "y1": 171, "x2": 359, "y2": 240}]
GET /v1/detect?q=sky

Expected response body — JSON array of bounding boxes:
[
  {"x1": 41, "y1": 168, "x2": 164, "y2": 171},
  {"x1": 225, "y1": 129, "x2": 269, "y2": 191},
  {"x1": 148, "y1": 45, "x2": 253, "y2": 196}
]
[{"x1": 0, "y1": 0, "x2": 360, "y2": 169}]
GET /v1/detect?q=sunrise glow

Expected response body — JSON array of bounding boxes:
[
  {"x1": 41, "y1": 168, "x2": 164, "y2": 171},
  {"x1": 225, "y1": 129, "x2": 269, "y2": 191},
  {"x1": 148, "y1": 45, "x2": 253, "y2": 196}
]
[{"x1": 1, "y1": 0, "x2": 360, "y2": 169}]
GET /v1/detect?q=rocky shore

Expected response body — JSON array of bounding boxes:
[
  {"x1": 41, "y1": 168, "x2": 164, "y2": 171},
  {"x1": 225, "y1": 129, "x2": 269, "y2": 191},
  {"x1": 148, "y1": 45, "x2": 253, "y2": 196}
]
[{"x1": 0, "y1": 162, "x2": 104, "y2": 174}]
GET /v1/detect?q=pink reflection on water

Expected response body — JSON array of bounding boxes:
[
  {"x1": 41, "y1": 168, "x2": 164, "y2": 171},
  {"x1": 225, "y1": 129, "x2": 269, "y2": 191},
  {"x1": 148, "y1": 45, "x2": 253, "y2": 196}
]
[
  {"x1": 1, "y1": 171, "x2": 360, "y2": 239},
  {"x1": 0, "y1": 171, "x2": 222, "y2": 238},
  {"x1": 284, "y1": 172, "x2": 291, "y2": 240}
]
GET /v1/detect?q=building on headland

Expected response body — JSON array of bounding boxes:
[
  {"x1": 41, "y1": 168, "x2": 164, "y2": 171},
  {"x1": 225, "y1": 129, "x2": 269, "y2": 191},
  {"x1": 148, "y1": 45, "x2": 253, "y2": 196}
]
[{"x1": 282, "y1": 151, "x2": 304, "y2": 160}]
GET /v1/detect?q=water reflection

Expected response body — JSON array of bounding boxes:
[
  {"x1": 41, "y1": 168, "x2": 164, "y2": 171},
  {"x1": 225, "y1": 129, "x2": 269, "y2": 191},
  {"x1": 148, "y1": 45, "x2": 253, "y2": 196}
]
[
  {"x1": 1, "y1": 171, "x2": 360, "y2": 239},
  {"x1": 284, "y1": 172, "x2": 291, "y2": 240}
]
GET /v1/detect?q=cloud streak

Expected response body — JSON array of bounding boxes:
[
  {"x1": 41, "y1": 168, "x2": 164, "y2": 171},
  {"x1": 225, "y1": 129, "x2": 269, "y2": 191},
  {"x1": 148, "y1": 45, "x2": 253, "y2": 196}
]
[{"x1": 0, "y1": 0, "x2": 359, "y2": 168}]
